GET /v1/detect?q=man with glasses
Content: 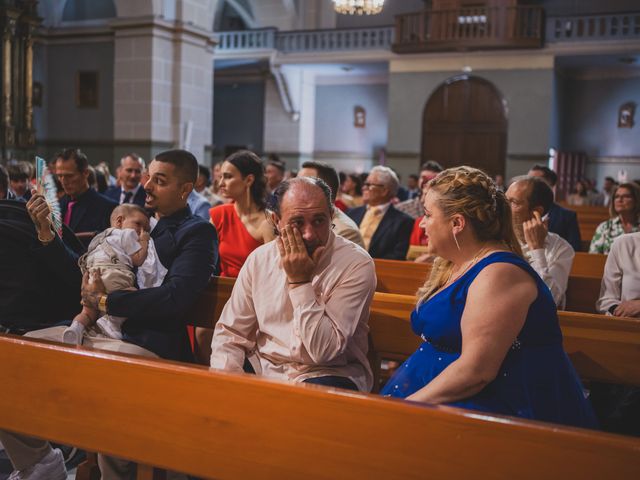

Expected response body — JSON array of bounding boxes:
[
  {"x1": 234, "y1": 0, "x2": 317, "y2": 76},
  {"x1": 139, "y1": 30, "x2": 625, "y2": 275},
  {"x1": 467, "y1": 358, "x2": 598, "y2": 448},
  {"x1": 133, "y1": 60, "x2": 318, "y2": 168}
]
[
  {"x1": 347, "y1": 166, "x2": 414, "y2": 260},
  {"x1": 396, "y1": 161, "x2": 443, "y2": 219}
]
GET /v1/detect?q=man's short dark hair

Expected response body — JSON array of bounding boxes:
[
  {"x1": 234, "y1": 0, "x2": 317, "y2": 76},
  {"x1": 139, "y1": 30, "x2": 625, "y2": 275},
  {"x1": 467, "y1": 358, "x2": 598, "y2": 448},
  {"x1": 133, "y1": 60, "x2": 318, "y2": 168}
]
[
  {"x1": 0, "y1": 164, "x2": 9, "y2": 196},
  {"x1": 7, "y1": 161, "x2": 31, "y2": 181},
  {"x1": 301, "y1": 161, "x2": 339, "y2": 203},
  {"x1": 267, "y1": 159, "x2": 286, "y2": 175},
  {"x1": 409, "y1": 173, "x2": 419, "y2": 182},
  {"x1": 421, "y1": 160, "x2": 443, "y2": 173},
  {"x1": 512, "y1": 175, "x2": 554, "y2": 216},
  {"x1": 154, "y1": 149, "x2": 198, "y2": 184},
  {"x1": 530, "y1": 164, "x2": 558, "y2": 187},
  {"x1": 56, "y1": 148, "x2": 89, "y2": 173},
  {"x1": 271, "y1": 177, "x2": 332, "y2": 217},
  {"x1": 198, "y1": 164, "x2": 211, "y2": 182}
]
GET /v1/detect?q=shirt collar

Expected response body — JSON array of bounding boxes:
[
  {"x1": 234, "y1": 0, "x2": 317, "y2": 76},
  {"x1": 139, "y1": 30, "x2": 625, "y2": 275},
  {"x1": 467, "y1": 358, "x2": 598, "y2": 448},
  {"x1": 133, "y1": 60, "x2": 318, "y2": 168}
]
[{"x1": 367, "y1": 202, "x2": 391, "y2": 216}]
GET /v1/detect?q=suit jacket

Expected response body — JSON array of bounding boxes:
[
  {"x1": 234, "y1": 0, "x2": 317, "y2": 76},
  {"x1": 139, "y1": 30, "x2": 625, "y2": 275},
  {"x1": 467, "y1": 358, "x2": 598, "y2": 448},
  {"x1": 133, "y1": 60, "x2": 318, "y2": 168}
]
[
  {"x1": 347, "y1": 204, "x2": 414, "y2": 260},
  {"x1": 547, "y1": 203, "x2": 582, "y2": 251},
  {"x1": 104, "y1": 185, "x2": 146, "y2": 207},
  {"x1": 107, "y1": 207, "x2": 218, "y2": 361},
  {"x1": 60, "y1": 188, "x2": 117, "y2": 235}
]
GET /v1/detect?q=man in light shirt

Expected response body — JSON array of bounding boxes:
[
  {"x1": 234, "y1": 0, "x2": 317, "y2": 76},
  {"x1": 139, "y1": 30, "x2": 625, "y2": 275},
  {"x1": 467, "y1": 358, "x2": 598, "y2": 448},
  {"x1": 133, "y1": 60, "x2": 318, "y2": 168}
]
[
  {"x1": 210, "y1": 177, "x2": 375, "y2": 391},
  {"x1": 506, "y1": 176, "x2": 574, "y2": 308}
]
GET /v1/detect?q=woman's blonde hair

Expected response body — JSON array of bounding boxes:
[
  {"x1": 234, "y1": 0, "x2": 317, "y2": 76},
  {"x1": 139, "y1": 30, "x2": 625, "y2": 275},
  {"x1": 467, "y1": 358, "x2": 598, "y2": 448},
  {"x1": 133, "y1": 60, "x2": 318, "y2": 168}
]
[{"x1": 417, "y1": 166, "x2": 522, "y2": 303}]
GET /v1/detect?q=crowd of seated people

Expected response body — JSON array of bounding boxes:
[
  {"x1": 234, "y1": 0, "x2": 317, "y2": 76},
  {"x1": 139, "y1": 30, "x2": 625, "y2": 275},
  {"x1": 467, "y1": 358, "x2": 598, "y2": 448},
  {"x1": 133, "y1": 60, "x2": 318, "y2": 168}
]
[{"x1": 2, "y1": 147, "x2": 640, "y2": 479}]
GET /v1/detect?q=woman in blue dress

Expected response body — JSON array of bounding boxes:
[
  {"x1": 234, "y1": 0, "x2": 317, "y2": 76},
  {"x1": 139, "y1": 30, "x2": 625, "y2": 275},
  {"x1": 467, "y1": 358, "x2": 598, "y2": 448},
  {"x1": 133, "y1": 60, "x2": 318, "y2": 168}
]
[{"x1": 381, "y1": 166, "x2": 597, "y2": 429}]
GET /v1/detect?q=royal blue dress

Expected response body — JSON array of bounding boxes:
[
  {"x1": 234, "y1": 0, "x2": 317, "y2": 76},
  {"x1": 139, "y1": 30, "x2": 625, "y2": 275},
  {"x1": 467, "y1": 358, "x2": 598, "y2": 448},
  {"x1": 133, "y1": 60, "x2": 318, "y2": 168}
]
[{"x1": 381, "y1": 252, "x2": 598, "y2": 429}]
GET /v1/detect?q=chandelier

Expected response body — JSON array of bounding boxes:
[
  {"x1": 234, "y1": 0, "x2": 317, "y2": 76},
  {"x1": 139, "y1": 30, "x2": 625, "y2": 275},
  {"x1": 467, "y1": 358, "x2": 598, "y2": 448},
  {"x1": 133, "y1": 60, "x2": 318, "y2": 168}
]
[{"x1": 333, "y1": 0, "x2": 384, "y2": 15}]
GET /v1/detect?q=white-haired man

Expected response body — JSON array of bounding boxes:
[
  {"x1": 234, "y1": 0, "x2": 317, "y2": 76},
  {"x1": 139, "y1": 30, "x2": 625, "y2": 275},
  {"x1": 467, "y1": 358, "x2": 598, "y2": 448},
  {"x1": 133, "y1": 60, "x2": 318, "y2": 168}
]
[{"x1": 347, "y1": 166, "x2": 414, "y2": 260}]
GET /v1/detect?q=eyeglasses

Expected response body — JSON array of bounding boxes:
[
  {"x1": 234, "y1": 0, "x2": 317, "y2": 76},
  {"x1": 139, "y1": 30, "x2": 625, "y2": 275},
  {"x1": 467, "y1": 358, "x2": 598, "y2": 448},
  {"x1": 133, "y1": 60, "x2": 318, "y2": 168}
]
[{"x1": 363, "y1": 182, "x2": 385, "y2": 189}]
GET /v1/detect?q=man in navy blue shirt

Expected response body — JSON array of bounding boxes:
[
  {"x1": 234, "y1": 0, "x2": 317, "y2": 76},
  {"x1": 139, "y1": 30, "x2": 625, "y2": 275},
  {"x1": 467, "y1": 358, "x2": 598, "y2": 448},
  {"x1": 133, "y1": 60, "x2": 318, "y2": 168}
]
[{"x1": 0, "y1": 149, "x2": 218, "y2": 480}]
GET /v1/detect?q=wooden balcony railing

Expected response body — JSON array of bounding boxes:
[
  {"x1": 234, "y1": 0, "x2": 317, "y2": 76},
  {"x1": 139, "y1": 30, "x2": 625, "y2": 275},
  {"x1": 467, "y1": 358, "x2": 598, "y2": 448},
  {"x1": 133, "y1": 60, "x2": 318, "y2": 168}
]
[
  {"x1": 393, "y1": 6, "x2": 544, "y2": 53},
  {"x1": 547, "y1": 12, "x2": 640, "y2": 42}
]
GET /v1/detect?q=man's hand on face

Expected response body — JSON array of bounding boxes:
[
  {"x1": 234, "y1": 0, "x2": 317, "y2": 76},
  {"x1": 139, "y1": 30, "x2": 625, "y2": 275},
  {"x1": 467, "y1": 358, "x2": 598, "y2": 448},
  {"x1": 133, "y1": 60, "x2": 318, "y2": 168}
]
[
  {"x1": 523, "y1": 210, "x2": 547, "y2": 251},
  {"x1": 81, "y1": 269, "x2": 106, "y2": 309},
  {"x1": 277, "y1": 224, "x2": 325, "y2": 286}
]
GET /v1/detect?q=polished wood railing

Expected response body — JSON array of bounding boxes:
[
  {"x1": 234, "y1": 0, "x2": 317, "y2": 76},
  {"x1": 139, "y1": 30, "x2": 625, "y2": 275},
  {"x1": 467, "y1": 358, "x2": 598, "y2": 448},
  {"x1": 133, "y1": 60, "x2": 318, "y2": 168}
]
[{"x1": 393, "y1": 6, "x2": 544, "y2": 53}]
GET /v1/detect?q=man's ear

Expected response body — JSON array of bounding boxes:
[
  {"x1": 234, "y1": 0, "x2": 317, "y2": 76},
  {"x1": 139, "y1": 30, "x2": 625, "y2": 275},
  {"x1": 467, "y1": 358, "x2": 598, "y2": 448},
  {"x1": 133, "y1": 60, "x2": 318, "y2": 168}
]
[
  {"x1": 532, "y1": 205, "x2": 545, "y2": 218},
  {"x1": 180, "y1": 182, "x2": 194, "y2": 200},
  {"x1": 269, "y1": 210, "x2": 281, "y2": 235}
]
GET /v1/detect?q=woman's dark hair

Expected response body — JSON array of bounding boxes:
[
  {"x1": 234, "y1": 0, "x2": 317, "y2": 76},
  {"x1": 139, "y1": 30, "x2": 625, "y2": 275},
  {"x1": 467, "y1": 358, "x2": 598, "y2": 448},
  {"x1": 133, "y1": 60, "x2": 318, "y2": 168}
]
[
  {"x1": 94, "y1": 168, "x2": 108, "y2": 193},
  {"x1": 348, "y1": 173, "x2": 363, "y2": 196},
  {"x1": 224, "y1": 150, "x2": 267, "y2": 210},
  {"x1": 571, "y1": 180, "x2": 588, "y2": 197}
]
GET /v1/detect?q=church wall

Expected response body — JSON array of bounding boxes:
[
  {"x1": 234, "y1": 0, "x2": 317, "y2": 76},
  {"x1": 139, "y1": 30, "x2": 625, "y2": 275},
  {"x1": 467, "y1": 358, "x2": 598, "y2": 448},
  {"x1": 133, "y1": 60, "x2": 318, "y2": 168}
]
[
  {"x1": 313, "y1": 83, "x2": 388, "y2": 173},
  {"x1": 212, "y1": 80, "x2": 265, "y2": 157},
  {"x1": 34, "y1": 40, "x2": 115, "y2": 164},
  {"x1": 386, "y1": 68, "x2": 554, "y2": 182},
  {"x1": 558, "y1": 75, "x2": 640, "y2": 182}
]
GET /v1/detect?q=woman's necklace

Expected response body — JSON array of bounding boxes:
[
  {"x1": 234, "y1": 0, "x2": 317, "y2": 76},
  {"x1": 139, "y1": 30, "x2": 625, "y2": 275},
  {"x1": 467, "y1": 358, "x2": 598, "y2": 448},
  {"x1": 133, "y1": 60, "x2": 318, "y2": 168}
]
[{"x1": 444, "y1": 246, "x2": 492, "y2": 288}]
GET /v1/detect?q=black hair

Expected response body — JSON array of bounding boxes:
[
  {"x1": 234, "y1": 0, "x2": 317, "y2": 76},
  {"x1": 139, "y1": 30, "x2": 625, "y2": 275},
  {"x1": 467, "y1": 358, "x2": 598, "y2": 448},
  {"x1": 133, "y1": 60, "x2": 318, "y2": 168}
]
[
  {"x1": 347, "y1": 173, "x2": 363, "y2": 196},
  {"x1": 7, "y1": 161, "x2": 31, "y2": 181},
  {"x1": 529, "y1": 164, "x2": 558, "y2": 187},
  {"x1": 154, "y1": 149, "x2": 198, "y2": 184},
  {"x1": 225, "y1": 149, "x2": 267, "y2": 210},
  {"x1": 271, "y1": 177, "x2": 332, "y2": 217},
  {"x1": 267, "y1": 159, "x2": 286, "y2": 175},
  {"x1": 198, "y1": 164, "x2": 211, "y2": 182},
  {"x1": 56, "y1": 148, "x2": 89, "y2": 173},
  {"x1": 301, "y1": 161, "x2": 339, "y2": 203},
  {"x1": 421, "y1": 160, "x2": 443, "y2": 173}
]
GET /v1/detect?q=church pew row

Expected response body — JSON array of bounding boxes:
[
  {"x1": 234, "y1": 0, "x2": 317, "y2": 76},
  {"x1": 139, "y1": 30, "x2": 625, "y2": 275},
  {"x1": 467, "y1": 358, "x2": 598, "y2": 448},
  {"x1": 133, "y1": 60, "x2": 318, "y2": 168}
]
[
  {"x1": 374, "y1": 259, "x2": 603, "y2": 313},
  {"x1": 188, "y1": 277, "x2": 640, "y2": 388},
  {"x1": 1, "y1": 335, "x2": 639, "y2": 479}
]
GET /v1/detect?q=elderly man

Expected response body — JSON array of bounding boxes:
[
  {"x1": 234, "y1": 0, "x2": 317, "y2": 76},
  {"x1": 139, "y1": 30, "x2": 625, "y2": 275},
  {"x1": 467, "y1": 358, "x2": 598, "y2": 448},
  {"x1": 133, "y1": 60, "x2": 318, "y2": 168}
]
[
  {"x1": 210, "y1": 177, "x2": 375, "y2": 392},
  {"x1": 528, "y1": 165, "x2": 581, "y2": 251},
  {"x1": 104, "y1": 153, "x2": 146, "y2": 206},
  {"x1": 298, "y1": 160, "x2": 364, "y2": 248},
  {"x1": 347, "y1": 166, "x2": 413, "y2": 260},
  {"x1": 506, "y1": 176, "x2": 574, "y2": 308},
  {"x1": 56, "y1": 148, "x2": 117, "y2": 240},
  {"x1": 0, "y1": 149, "x2": 218, "y2": 480}
]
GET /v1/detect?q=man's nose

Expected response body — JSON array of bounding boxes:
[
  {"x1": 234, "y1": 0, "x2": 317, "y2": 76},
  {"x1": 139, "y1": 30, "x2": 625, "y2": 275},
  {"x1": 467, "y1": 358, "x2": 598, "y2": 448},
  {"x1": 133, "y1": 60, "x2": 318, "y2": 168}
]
[{"x1": 300, "y1": 224, "x2": 315, "y2": 240}]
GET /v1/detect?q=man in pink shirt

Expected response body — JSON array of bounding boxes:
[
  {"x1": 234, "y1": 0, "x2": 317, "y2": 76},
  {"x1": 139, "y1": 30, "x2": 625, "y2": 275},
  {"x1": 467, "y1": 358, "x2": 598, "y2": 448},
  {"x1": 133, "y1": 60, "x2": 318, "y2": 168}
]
[{"x1": 210, "y1": 177, "x2": 376, "y2": 391}]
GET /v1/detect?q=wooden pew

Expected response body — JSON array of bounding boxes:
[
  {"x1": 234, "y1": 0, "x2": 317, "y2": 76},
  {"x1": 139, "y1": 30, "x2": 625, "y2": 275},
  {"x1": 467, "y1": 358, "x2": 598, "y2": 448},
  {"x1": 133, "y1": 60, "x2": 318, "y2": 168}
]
[
  {"x1": 2, "y1": 334, "x2": 639, "y2": 479},
  {"x1": 572, "y1": 252, "x2": 607, "y2": 277},
  {"x1": 375, "y1": 258, "x2": 604, "y2": 313},
  {"x1": 187, "y1": 277, "x2": 640, "y2": 389},
  {"x1": 367, "y1": 292, "x2": 640, "y2": 390}
]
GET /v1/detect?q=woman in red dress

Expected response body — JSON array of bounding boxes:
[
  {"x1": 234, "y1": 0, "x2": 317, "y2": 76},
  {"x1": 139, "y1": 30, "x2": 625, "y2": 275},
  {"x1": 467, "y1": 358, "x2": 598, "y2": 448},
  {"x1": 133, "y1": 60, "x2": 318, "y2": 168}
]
[{"x1": 210, "y1": 150, "x2": 275, "y2": 277}]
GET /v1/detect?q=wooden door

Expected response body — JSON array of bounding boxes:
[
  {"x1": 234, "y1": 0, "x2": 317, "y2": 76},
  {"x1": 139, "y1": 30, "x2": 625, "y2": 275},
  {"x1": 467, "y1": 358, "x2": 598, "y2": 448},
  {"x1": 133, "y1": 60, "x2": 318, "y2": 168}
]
[{"x1": 421, "y1": 75, "x2": 507, "y2": 177}]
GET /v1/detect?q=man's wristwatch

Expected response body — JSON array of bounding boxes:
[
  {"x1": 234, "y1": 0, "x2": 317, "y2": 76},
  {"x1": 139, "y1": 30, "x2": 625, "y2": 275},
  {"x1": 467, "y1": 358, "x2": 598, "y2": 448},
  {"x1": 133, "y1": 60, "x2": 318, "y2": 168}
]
[{"x1": 98, "y1": 295, "x2": 108, "y2": 314}]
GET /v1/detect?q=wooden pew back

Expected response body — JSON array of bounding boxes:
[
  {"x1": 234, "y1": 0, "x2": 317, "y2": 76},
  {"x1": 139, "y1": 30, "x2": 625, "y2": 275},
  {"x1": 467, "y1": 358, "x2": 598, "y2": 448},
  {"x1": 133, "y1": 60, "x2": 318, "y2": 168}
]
[
  {"x1": 1, "y1": 335, "x2": 639, "y2": 479},
  {"x1": 572, "y1": 252, "x2": 607, "y2": 277},
  {"x1": 368, "y1": 292, "x2": 640, "y2": 389}
]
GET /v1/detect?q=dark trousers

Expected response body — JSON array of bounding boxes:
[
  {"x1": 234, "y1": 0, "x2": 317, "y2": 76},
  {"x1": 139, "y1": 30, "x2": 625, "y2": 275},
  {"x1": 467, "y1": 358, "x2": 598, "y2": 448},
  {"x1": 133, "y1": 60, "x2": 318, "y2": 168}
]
[{"x1": 243, "y1": 359, "x2": 358, "y2": 391}]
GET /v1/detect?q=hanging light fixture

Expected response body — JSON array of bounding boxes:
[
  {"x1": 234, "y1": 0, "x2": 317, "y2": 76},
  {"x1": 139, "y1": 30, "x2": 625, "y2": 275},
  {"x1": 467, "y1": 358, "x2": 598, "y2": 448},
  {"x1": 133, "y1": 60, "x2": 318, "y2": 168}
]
[{"x1": 333, "y1": 0, "x2": 384, "y2": 16}]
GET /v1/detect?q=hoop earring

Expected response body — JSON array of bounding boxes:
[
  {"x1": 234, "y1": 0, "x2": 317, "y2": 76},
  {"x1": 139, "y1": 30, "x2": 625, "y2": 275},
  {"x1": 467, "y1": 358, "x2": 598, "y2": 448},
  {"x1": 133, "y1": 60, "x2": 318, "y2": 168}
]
[{"x1": 452, "y1": 231, "x2": 461, "y2": 251}]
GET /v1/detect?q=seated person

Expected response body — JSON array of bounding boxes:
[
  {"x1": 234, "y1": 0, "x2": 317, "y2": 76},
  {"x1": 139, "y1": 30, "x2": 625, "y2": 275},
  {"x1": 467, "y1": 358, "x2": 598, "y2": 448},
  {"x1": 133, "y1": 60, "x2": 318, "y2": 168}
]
[
  {"x1": 596, "y1": 232, "x2": 640, "y2": 317},
  {"x1": 506, "y1": 176, "x2": 574, "y2": 308},
  {"x1": 528, "y1": 165, "x2": 581, "y2": 251},
  {"x1": 63, "y1": 204, "x2": 167, "y2": 343},
  {"x1": 381, "y1": 166, "x2": 597, "y2": 429},
  {"x1": 7, "y1": 161, "x2": 32, "y2": 202},
  {"x1": 210, "y1": 177, "x2": 376, "y2": 392},
  {"x1": 590, "y1": 182, "x2": 640, "y2": 254},
  {"x1": 0, "y1": 149, "x2": 218, "y2": 480}
]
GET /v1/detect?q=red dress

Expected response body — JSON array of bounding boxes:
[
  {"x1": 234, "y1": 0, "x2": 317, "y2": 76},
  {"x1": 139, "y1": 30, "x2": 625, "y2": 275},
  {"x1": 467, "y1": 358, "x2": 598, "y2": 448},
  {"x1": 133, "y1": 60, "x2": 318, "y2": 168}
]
[
  {"x1": 210, "y1": 203, "x2": 263, "y2": 278},
  {"x1": 410, "y1": 216, "x2": 428, "y2": 246}
]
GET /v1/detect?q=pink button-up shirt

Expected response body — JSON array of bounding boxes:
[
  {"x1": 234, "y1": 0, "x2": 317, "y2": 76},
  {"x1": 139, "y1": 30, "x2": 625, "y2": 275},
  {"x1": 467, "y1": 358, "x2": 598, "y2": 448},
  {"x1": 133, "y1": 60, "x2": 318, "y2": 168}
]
[{"x1": 210, "y1": 232, "x2": 376, "y2": 391}]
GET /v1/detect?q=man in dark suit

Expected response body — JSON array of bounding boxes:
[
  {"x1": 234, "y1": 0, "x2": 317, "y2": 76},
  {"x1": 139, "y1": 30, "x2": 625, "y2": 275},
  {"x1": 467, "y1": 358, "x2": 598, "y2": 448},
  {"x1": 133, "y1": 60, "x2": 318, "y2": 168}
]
[
  {"x1": 104, "y1": 153, "x2": 146, "y2": 206},
  {"x1": 347, "y1": 166, "x2": 414, "y2": 260},
  {"x1": 0, "y1": 149, "x2": 219, "y2": 479},
  {"x1": 528, "y1": 165, "x2": 582, "y2": 251},
  {"x1": 56, "y1": 148, "x2": 117, "y2": 239}
]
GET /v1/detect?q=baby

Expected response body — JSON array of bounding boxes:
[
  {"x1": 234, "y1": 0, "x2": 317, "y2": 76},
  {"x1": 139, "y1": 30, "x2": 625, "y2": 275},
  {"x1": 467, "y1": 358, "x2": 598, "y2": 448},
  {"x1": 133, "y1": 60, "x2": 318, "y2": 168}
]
[{"x1": 63, "y1": 204, "x2": 167, "y2": 344}]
